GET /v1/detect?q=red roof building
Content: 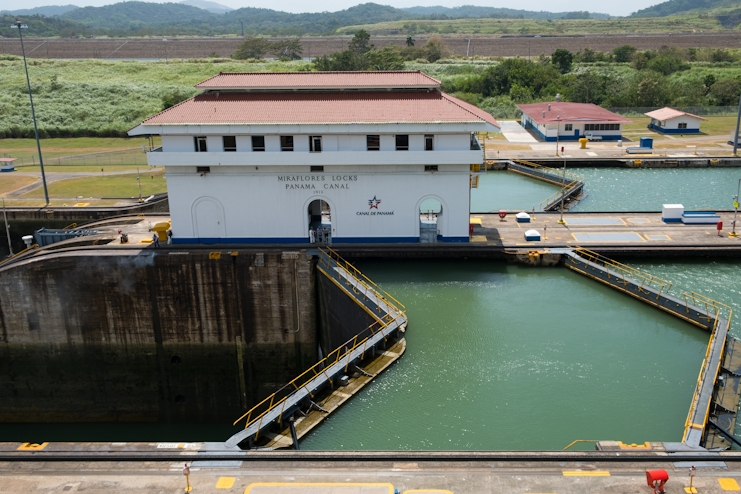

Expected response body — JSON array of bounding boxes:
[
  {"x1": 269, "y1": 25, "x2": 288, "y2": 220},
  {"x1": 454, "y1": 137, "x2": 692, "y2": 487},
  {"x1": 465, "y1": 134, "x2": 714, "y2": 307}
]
[
  {"x1": 128, "y1": 71, "x2": 498, "y2": 245},
  {"x1": 645, "y1": 107, "x2": 706, "y2": 134},
  {"x1": 517, "y1": 102, "x2": 631, "y2": 142}
]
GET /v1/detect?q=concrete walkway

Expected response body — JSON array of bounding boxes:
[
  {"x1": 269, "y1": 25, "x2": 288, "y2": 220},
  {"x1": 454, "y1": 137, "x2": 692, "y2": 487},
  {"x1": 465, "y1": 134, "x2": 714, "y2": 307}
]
[
  {"x1": 3, "y1": 455, "x2": 741, "y2": 493},
  {"x1": 498, "y1": 120, "x2": 538, "y2": 143}
]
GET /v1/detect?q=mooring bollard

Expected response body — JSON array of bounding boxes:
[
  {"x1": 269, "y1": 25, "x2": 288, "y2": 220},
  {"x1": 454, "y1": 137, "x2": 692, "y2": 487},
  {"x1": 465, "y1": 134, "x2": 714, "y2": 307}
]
[
  {"x1": 183, "y1": 463, "x2": 192, "y2": 492},
  {"x1": 685, "y1": 465, "x2": 697, "y2": 493}
]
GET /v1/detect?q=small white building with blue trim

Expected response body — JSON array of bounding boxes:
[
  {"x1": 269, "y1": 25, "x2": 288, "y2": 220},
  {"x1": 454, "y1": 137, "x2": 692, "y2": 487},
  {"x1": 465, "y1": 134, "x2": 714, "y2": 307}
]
[
  {"x1": 645, "y1": 107, "x2": 706, "y2": 134},
  {"x1": 128, "y1": 71, "x2": 499, "y2": 245},
  {"x1": 517, "y1": 102, "x2": 631, "y2": 142}
]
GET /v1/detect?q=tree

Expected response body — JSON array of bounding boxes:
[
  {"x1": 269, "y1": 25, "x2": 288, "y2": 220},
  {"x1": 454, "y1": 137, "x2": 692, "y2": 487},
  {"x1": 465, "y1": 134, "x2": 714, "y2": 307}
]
[
  {"x1": 271, "y1": 38, "x2": 303, "y2": 60},
  {"x1": 349, "y1": 29, "x2": 373, "y2": 54},
  {"x1": 232, "y1": 37, "x2": 270, "y2": 59},
  {"x1": 365, "y1": 47, "x2": 405, "y2": 70},
  {"x1": 645, "y1": 55, "x2": 689, "y2": 76},
  {"x1": 313, "y1": 50, "x2": 366, "y2": 71},
  {"x1": 551, "y1": 49, "x2": 573, "y2": 74},
  {"x1": 613, "y1": 45, "x2": 637, "y2": 63},
  {"x1": 634, "y1": 72, "x2": 669, "y2": 107},
  {"x1": 703, "y1": 74, "x2": 716, "y2": 94},
  {"x1": 480, "y1": 57, "x2": 560, "y2": 98},
  {"x1": 709, "y1": 79, "x2": 741, "y2": 106},
  {"x1": 423, "y1": 36, "x2": 448, "y2": 62},
  {"x1": 406, "y1": 35, "x2": 415, "y2": 47}
]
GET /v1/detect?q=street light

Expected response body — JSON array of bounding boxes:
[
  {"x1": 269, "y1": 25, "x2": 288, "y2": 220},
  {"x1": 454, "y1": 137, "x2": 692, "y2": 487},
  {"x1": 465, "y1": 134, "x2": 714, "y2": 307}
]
[
  {"x1": 731, "y1": 178, "x2": 740, "y2": 238},
  {"x1": 558, "y1": 158, "x2": 567, "y2": 225},
  {"x1": 163, "y1": 38, "x2": 168, "y2": 63},
  {"x1": 555, "y1": 114, "x2": 561, "y2": 157},
  {"x1": 12, "y1": 20, "x2": 49, "y2": 206}
]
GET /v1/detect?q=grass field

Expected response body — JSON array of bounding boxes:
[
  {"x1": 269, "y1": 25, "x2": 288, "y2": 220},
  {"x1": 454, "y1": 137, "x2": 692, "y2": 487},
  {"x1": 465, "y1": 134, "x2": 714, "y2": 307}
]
[
  {"x1": 0, "y1": 136, "x2": 160, "y2": 160},
  {"x1": 338, "y1": 14, "x2": 730, "y2": 36},
  {"x1": 15, "y1": 165, "x2": 161, "y2": 173},
  {"x1": 623, "y1": 116, "x2": 738, "y2": 138},
  {"x1": 20, "y1": 171, "x2": 166, "y2": 199},
  {"x1": 0, "y1": 175, "x2": 38, "y2": 196}
]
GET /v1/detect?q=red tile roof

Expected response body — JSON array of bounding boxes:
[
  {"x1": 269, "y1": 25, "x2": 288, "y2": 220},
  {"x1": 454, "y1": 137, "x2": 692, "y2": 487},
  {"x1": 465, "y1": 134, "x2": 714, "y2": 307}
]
[
  {"x1": 517, "y1": 102, "x2": 632, "y2": 124},
  {"x1": 195, "y1": 71, "x2": 441, "y2": 90},
  {"x1": 645, "y1": 107, "x2": 706, "y2": 121},
  {"x1": 138, "y1": 90, "x2": 499, "y2": 127}
]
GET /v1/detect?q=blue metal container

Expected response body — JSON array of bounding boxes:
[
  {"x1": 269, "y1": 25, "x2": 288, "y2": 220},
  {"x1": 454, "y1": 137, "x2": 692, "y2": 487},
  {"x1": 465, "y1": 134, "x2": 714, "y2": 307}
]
[{"x1": 639, "y1": 137, "x2": 653, "y2": 149}]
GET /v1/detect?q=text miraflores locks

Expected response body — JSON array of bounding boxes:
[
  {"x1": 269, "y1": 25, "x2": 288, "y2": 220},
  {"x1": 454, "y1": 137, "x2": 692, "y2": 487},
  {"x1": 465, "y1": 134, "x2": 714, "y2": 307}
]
[{"x1": 278, "y1": 175, "x2": 358, "y2": 190}]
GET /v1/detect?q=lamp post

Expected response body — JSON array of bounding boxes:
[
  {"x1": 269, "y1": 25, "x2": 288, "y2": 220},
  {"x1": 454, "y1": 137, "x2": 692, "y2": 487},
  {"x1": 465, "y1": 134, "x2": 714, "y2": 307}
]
[
  {"x1": 555, "y1": 115, "x2": 561, "y2": 157},
  {"x1": 163, "y1": 38, "x2": 168, "y2": 63},
  {"x1": 558, "y1": 158, "x2": 566, "y2": 225},
  {"x1": 734, "y1": 90, "x2": 741, "y2": 156},
  {"x1": 731, "y1": 178, "x2": 740, "y2": 237},
  {"x1": 12, "y1": 20, "x2": 49, "y2": 206}
]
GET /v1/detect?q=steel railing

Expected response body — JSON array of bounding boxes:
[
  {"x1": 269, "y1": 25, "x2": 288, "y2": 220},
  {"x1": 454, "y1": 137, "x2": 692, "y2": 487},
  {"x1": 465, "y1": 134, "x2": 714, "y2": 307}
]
[
  {"x1": 318, "y1": 247, "x2": 406, "y2": 315},
  {"x1": 232, "y1": 312, "x2": 405, "y2": 437},
  {"x1": 538, "y1": 180, "x2": 582, "y2": 211},
  {"x1": 572, "y1": 247, "x2": 673, "y2": 297}
]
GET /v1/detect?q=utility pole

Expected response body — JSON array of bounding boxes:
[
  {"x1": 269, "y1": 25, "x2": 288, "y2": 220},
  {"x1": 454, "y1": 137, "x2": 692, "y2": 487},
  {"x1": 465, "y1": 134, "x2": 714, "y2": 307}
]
[
  {"x1": 12, "y1": 20, "x2": 49, "y2": 206},
  {"x1": 734, "y1": 90, "x2": 741, "y2": 156},
  {"x1": 731, "y1": 178, "x2": 740, "y2": 237},
  {"x1": 240, "y1": 20, "x2": 244, "y2": 37},
  {"x1": 163, "y1": 38, "x2": 168, "y2": 63},
  {"x1": 3, "y1": 199, "x2": 12, "y2": 257}
]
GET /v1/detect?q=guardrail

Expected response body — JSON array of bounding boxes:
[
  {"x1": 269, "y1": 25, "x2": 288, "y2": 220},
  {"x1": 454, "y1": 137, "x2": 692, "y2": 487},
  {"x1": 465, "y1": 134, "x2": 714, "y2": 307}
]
[
  {"x1": 232, "y1": 312, "x2": 405, "y2": 438},
  {"x1": 539, "y1": 180, "x2": 582, "y2": 211},
  {"x1": 0, "y1": 244, "x2": 39, "y2": 268},
  {"x1": 318, "y1": 247, "x2": 406, "y2": 315},
  {"x1": 572, "y1": 248, "x2": 674, "y2": 297},
  {"x1": 511, "y1": 159, "x2": 582, "y2": 184}
]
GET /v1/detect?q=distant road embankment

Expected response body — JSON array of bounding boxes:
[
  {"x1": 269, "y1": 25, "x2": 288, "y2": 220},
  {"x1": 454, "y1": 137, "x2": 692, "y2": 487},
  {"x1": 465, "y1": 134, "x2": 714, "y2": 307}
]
[{"x1": 1, "y1": 33, "x2": 740, "y2": 60}]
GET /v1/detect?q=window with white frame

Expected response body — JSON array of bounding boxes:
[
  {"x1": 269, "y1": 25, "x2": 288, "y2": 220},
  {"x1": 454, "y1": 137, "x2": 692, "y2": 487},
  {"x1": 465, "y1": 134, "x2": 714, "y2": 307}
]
[
  {"x1": 194, "y1": 136, "x2": 207, "y2": 152},
  {"x1": 309, "y1": 136, "x2": 322, "y2": 152}
]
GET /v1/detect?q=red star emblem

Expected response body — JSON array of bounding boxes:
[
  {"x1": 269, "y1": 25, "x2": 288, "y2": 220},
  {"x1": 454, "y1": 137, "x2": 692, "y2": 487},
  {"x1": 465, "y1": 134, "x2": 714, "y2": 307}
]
[{"x1": 368, "y1": 196, "x2": 381, "y2": 209}]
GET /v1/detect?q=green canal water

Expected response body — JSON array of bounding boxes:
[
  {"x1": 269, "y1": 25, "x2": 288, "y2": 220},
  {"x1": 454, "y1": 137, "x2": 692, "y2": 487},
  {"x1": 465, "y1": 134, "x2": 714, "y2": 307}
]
[
  {"x1": 472, "y1": 168, "x2": 741, "y2": 213},
  {"x1": 301, "y1": 259, "x2": 739, "y2": 451}
]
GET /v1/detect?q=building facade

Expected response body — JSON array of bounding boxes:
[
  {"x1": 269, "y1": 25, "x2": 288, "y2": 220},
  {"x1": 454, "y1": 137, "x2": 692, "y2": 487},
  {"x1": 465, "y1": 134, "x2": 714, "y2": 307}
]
[
  {"x1": 517, "y1": 102, "x2": 631, "y2": 141},
  {"x1": 129, "y1": 72, "x2": 499, "y2": 244},
  {"x1": 645, "y1": 107, "x2": 706, "y2": 134}
]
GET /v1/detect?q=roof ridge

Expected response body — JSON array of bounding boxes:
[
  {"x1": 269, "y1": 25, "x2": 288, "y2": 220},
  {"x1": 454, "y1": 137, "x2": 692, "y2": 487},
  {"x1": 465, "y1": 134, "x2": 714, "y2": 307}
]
[{"x1": 441, "y1": 92, "x2": 499, "y2": 127}]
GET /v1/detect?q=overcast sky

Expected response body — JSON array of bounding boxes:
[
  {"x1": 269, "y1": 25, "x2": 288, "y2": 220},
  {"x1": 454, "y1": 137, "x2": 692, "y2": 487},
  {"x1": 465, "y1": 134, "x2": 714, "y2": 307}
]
[{"x1": 5, "y1": 0, "x2": 665, "y2": 17}]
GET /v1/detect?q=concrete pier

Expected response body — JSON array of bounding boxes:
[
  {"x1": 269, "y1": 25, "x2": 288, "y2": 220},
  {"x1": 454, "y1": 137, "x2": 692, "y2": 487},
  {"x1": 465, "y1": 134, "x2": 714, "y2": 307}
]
[{"x1": 4, "y1": 445, "x2": 741, "y2": 493}]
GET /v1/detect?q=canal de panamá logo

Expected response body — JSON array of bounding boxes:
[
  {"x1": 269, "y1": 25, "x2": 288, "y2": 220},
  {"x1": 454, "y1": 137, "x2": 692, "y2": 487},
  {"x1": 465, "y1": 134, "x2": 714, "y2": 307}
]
[{"x1": 358, "y1": 196, "x2": 393, "y2": 216}]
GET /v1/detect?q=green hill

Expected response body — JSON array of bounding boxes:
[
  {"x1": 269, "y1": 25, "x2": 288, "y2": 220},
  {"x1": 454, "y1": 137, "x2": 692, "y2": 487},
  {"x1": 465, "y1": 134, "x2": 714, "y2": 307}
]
[
  {"x1": 61, "y1": 1, "x2": 218, "y2": 30},
  {"x1": 0, "y1": 13, "x2": 92, "y2": 37},
  {"x1": 0, "y1": 5, "x2": 79, "y2": 16},
  {"x1": 401, "y1": 5, "x2": 611, "y2": 20},
  {"x1": 631, "y1": 0, "x2": 738, "y2": 17}
]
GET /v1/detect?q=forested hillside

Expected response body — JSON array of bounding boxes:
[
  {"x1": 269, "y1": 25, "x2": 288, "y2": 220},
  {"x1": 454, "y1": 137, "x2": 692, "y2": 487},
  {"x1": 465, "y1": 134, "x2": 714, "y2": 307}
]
[
  {"x1": 631, "y1": 0, "x2": 738, "y2": 17},
  {"x1": 401, "y1": 6, "x2": 610, "y2": 20}
]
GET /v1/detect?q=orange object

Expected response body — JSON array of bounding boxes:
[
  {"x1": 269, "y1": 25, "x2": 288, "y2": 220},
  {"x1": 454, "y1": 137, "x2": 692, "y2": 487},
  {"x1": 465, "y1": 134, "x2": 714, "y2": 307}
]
[{"x1": 646, "y1": 470, "x2": 669, "y2": 493}]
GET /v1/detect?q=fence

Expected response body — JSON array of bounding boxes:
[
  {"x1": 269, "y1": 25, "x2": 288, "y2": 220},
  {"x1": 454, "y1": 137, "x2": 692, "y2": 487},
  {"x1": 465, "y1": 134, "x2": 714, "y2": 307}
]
[
  {"x1": 608, "y1": 106, "x2": 739, "y2": 117},
  {"x1": 2, "y1": 148, "x2": 148, "y2": 168}
]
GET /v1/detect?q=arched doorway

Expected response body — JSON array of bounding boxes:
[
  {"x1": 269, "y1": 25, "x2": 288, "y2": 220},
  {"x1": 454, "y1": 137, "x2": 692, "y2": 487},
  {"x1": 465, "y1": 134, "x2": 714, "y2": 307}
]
[
  {"x1": 192, "y1": 197, "x2": 226, "y2": 240},
  {"x1": 307, "y1": 199, "x2": 331, "y2": 244},
  {"x1": 419, "y1": 197, "x2": 442, "y2": 243}
]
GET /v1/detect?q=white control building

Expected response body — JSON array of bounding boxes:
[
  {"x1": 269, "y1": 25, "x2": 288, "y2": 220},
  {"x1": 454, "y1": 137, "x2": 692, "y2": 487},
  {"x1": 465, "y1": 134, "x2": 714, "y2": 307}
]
[{"x1": 129, "y1": 71, "x2": 499, "y2": 244}]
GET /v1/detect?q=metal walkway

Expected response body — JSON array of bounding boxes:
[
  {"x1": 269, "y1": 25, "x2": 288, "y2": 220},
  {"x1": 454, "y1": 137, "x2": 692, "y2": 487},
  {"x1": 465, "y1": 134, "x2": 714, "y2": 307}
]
[
  {"x1": 563, "y1": 247, "x2": 733, "y2": 448},
  {"x1": 225, "y1": 248, "x2": 406, "y2": 449},
  {"x1": 505, "y1": 160, "x2": 585, "y2": 211}
]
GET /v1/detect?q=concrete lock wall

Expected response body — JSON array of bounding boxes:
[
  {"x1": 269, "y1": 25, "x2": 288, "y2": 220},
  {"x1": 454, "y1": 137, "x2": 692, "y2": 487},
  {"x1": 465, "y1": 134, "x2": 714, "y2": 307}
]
[{"x1": 0, "y1": 249, "x2": 317, "y2": 423}]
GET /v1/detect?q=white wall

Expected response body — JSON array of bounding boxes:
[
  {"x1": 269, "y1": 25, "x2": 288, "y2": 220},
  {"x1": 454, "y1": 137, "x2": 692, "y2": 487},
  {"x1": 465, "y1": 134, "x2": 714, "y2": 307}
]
[
  {"x1": 162, "y1": 136, "x2": 194, "y2": 152},
  {"x1": 662, "y1": 116, "x2": 703, "y2": 131},
  {"x1": 165, "y1": 164, "x2": 471, "y2": 242}
]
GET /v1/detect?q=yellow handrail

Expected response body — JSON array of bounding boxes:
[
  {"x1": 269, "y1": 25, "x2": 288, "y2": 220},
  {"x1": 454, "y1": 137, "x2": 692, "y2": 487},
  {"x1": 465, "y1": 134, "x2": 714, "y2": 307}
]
[
  {"x1": 563, "y1": 439, "x2": 599, "y2": 451},
  {"x1": 320, "y1": 247, "x2": 406, "y2": 313},
  {"x1": 512, "y1": 159, "x2": 582, "y2": 182},
  {"x1": 232, "y1": 312, "x2": 405, "y2": 431},
  {"x1": 573, "y1": 247, "x2": 673, "y2": 295},
  {"x1": 539, "y1": 180, "x2": 581, "y2": 211},
  {"x1": 0, "y1": 244, "x2": 39, "y2": 268}
]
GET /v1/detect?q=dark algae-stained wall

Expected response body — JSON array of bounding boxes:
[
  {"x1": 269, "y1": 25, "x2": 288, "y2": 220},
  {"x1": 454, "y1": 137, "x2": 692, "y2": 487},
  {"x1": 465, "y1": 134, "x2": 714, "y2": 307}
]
[{"x1": 0, "y1": 248, "x2": 317, "y2": 423}]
